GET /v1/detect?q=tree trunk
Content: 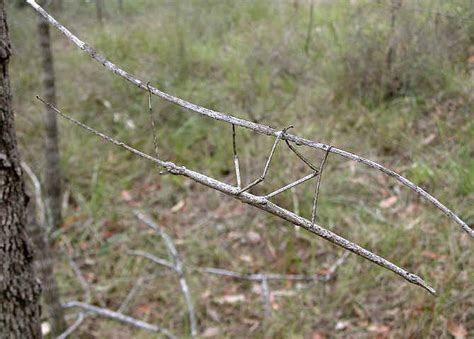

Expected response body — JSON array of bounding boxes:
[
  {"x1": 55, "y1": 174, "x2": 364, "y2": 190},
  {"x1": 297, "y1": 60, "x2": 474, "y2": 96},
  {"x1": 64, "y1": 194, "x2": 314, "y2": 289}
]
[
  {"x1": 38, "y1": 0, "x2": 62, "y2": 232},
  {"x1": 118, "y1": 0, "x2": 123, "y2": 14},
  {"x1": 0, "y1": 1, "x2": 42, "y2": 337},
  {"x1": 35, "y1": 1, "x2": 67, "y2": 335}
]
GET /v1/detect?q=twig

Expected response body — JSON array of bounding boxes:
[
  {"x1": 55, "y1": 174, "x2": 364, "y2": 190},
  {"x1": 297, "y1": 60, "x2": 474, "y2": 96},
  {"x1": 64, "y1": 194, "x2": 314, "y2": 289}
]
[
  {"x1": 37, "y1": 97, "x2": 436, "y2": 295},
  {"x1": 57, "y1": 312, "x2": 85, "y2": 339},
  {"x1": 26, "y1": 0, "x2": 472, "y2": 237},
  {"x1": 62, "y1": 301, "x2": 175, "y2": 338},
  {"x1": 59, "y1": 247, "x2": 92, "y2": 338},
  {"x1": 127, "y1": 250, "x2": 175, "y2": 270},
  {"x1": 232, "y1": 124, "x2": 241, "y2": 189},
  {"x1": 195, "y1": 257, "x2": 344, "y2": 282},
  {"x1": 311, "y1": 146, "x2": 331, "y2": 224},
  {"x1": 21, "y1": 161, "x2": 46, "y2": 227},
  {"x1": 134, "y1": 211, "x2": 198, "y2": 337}
]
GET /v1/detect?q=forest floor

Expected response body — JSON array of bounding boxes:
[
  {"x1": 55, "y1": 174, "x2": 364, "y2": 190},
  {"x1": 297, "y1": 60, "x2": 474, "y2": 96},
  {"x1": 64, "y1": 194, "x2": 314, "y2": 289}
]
[{"x1": 10, "y1": 1, "x2": 474, "y2": 338}]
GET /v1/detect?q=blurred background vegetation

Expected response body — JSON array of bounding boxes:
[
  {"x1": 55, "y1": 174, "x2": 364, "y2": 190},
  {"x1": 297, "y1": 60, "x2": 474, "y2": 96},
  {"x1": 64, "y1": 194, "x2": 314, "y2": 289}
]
[{"x1": 9, "y1": 0, "x2": 473, "y2": 337}]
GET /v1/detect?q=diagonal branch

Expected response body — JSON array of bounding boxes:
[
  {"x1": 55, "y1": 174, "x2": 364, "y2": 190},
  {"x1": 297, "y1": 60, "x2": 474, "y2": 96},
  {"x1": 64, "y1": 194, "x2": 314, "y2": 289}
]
[
  {"x1": 26, "y1": 0, "x2": 472, "y2": 237},
  {"x1": 62, "y1": 301, "x2": 175, "y2": 338},
  {"x1": 37, "y1": 96, "x2": 436, "y2": 295},
  {"x1": 127, "y1": 250, "x2": 175, "y2": 270}
]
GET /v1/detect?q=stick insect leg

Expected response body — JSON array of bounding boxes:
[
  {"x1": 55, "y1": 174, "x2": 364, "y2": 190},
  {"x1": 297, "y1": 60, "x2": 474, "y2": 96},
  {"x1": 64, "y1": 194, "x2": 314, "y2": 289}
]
[
  {"x1": 147, "y1": 82, "x2": 160, "y2": 159},
  {"x1": 146, "y1": 82, "x2": 170, "y2": 175},
  {"x1": 285, "y1": 139, "x2": 319, "y2": 172},
  {"x1": 310, "y1": 146, "x2": 332, "y2": 224},
  {"x1": 232, "y1": 124, "x2": 242, "y2": 189},
  {"x1": 238, "y1": 126, "x2": 293, "y2": 194}
]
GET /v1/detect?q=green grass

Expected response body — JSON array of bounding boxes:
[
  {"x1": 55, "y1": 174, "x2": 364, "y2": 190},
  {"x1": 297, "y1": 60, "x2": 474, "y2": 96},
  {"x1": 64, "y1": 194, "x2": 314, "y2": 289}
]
[{"x1": 9, "y1": 0, "x2": 473, "y2": 337}]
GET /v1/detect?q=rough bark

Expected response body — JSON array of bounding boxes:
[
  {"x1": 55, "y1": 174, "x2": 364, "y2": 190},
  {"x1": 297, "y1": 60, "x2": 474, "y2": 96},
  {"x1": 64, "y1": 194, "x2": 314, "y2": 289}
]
[
  {"x1": 38, "y1": 0, "x2": 62, "y2": 232},
  {"x1": 0, "y1": 1, "x2": 42, "y2": 337}
]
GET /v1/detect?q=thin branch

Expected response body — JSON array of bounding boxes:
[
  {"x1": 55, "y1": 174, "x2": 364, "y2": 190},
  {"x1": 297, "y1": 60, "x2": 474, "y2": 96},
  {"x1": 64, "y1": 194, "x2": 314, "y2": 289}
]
[
  {"x1": 26, "y1": 0, "x2": 472, "y2": 237},
  {"x1": 57, "y1": 312, "x2": 85, "y2": 339},
  {"x1": 195, "y1": 261, "x2": 341, "y2": 282},
  {"x1": 232, "y1": 124, "x2": 241, "y2": 189},
  {"x1": 59, "y1": 247, "x2": 92, "y2": 338},
  {"x1": 134, "y1": 211, "x2": 197, "y2": 337},
  {"x1": 62, "y1": 301, "x2": 175, "y2": 338},
  {"x1": 21, "y1": 161, "x2": 46, "y2": 227},
  {"x1": 127, "y1": 250, "x2": 175, "y2": 270},
  {"x1": 311, "y1": 146, "x2": 331, "y2": 224},
  {"x1": 37, "y1": 97, "x2": 436, "y2": 295}
]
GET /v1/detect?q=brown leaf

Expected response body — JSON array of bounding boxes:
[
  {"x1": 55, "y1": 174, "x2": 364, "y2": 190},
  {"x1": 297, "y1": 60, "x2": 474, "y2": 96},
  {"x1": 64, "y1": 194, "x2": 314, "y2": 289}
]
[
  {"x1": 447, "y1": 320, "x2": 467, "y2": 339},
  {"x1": 379, "y1": 196, "x2": 397, "y2": 209}
]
